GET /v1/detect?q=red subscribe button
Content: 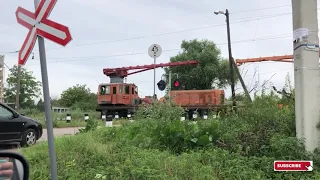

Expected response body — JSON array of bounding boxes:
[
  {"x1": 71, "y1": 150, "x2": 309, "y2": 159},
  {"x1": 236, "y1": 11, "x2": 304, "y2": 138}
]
[{"x1": 274, "y1": 161, "x2": 313, "y2": 171}]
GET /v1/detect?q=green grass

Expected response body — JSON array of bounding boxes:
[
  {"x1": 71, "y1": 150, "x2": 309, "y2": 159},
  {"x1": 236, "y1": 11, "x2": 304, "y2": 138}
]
[
  {"x1": 42, "y1": 119, "x2": 98, "y2": 128},
  {"x1": 20, "y1": 124, "x2": 320, "y2": 180},
  {"x1": 18, "y1": 129, "x2": 265, "y2": 180},
  {"x1": 40, "y1": 118, "x2": 125, "y2": 129},
  {"x1": 19, "y1": 108, "x2": 129, "y2": 128},
  {"x1": 19, "y1": 109, "x2": 101, "y2": 128},
  {"x1": 20, "y1": 94, "x2": 320, "y2": 179}
]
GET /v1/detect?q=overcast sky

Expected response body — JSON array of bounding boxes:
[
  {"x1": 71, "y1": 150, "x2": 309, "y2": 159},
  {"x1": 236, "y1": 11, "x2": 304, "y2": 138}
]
[{"x1": 0, "y1": 0, "x2": 318, "y2": 100}]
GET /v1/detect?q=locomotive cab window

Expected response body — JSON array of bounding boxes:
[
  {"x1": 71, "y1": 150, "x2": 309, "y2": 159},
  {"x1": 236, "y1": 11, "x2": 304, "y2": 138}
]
[
  {"x1": 119, "y1": 85, "x2": 123, "y2": 93},
  {"x1": 112, "y1": 87, "x2": 117, "y2": 94},
  {"x1": 131, "y1": 87, "x2": 135, "y2": 94},
  {"x1": 125, "y1": 85, "x2": 130, "y2": 94},
  {"x1": 100, "y1": 85, "x2": 110, "y2": 95},
  {"x1": 135, "y1": 86, "x2": 138, "y2": 94}
]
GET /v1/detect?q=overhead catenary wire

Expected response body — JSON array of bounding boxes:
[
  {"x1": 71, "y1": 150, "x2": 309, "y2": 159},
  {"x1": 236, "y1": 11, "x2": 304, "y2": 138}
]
[
  {"x1": 3, "y1": 4, "x2": 319, "y2": 55},
  {"x1": 1, "y1": 33, "x2": 291, "y2": 67},
  {"x1": 3, "y1": 33, "x2": 292, "y2": 60},
  {"x1": 245, "y1": 68, "x2": 293, "y2": 77},
  {"x1": 0, "y1": 10, "x2": 298, "y2": 55},
  {"x1": 0, "y1": 4, "x2": 300, "y2": 100},
  {"x1": 230, "y1": 12, "x2": 291, "y2": 21},
  {"x1": 1, "y1": 6, "x2": 312, "y2": 68},
  {"x1": 230, "y1": 4, "x2": 291, "y2": 14},
  {"x1": 37, "y1": 12, "x2": 294, "y2": 51},
  {"x1": 0, "y1": 34, "x2": 289, "y2": 68},
  {"x1": 28, "y1": 34, "x2": 292, "y2": 62}
]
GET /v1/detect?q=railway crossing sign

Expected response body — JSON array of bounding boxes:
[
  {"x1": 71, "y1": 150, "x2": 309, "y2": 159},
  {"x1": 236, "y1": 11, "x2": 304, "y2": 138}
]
[
  {"x1": 15, "y1": 0, "x2": 72, "y2": 65},
  {"x1": 148, "y1": 44, "x2": 162, "y2": 58},
  {"x1": 15, "y1": 1, "x2": 72, "y2": 179}
]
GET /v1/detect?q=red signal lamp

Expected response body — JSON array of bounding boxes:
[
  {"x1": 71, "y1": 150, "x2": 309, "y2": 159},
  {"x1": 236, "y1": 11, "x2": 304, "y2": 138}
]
[{"x1": 173, "y1": 80, "x2": 179, "y2": 87}]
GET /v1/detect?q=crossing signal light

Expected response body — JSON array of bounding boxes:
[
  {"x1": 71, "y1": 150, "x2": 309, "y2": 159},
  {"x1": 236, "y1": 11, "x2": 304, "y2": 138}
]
[
  {"x1": 173, "y1": 80, "x2": 180, "y2": 87},
  {"x1": 157, "y1": 80, "x2": 166, "y2": 91}
]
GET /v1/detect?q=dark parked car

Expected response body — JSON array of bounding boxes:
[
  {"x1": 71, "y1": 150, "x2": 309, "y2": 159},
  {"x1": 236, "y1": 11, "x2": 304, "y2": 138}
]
[{"x1": 0, "y1": 103, "x2": 42, "y2": 147}]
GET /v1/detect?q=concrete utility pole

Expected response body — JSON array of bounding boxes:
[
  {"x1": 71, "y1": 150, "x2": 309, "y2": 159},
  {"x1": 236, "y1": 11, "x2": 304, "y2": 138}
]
[
  {"x1": 292, "y1": 0, "x2": 320, "y2": 152},
  {"x1": 15, "y1": 65, "x2": 21, "y2": 110},
  {"x1": 225, "y1": 9, "x2": 236, "y2": 108},
  {"x1": 215, "y1": 9, "x2": 253, "y2": 108}
]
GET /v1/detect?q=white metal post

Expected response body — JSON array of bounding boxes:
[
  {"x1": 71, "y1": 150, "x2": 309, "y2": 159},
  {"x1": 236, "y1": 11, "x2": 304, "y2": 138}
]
[{"x1": 154, "y1": 57, "x2": 156, "y2": 98}]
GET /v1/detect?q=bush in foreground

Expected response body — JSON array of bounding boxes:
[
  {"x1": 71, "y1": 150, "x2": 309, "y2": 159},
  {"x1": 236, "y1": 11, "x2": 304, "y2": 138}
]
[
  {"x1": 21, "y1": 127, "x2": 320, "y2": 180},
  {"x1": 20, "y1": 94, "x2": 320, "y2": 179}
]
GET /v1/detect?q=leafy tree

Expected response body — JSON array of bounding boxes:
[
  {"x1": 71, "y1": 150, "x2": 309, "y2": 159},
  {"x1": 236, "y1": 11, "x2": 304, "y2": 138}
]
[
  {"x1": 36, "y1": 99, "x2": 44, "y2": 112},
  {"x1": 50, "y1": 98, "x2": 62, "y2": 107},
  {"x1": 165, "y1": 39, "x2": 238, "y2": 90},
  {"x1": 60, "y1": 84, "x2": 97, "y2": 111},
  {"x1": 4, "y1": 65, "x2": 42, "y2": 109}
]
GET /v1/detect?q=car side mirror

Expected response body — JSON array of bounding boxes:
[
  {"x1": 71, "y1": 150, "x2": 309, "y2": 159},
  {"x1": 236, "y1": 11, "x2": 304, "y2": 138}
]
[
  {"x1": 12, "y1": 113, "x2": 19, "y2": 118},
  {"x1": 0, "y1": 152, "x2": 29, "y2": 180}
]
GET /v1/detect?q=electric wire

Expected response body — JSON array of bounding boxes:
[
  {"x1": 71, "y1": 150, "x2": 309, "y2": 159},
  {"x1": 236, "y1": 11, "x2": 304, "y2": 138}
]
[
  {"x1": 38, "y1": 12, "x2": 293, "y2": 51},
  {"x1": 23, "y1": 33, "x2": 292, "y2": 65},
  {"x1": 0, "y1": 5, "x2": 307, "y2": 67},
  {"x1": 0, "y1": 10, "x2": 296, "y2": 54},
  {"x1": 230, "y1": 5, "x2": 291, "y2": 14}
]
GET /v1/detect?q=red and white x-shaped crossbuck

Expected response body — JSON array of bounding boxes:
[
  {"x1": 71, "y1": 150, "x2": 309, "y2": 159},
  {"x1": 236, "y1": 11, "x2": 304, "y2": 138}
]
[{"x1": 16, "y1": 0, "x2": 72, "y2": 65}]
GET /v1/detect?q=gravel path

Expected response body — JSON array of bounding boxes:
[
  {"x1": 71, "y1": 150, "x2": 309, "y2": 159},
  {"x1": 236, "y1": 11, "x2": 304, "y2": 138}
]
[
  {"x1": 0, "y1": 127, "x2": 84, "y2": 150},
  {"x1": 39, "y1": 127, "x2": 84, "y2": 142},
  {"x1": 0, "y1": 124, "x2": 123, "y2": 150}
]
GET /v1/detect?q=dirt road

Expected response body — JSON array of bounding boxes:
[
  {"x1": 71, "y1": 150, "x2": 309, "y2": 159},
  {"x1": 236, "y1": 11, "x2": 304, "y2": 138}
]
[
  {"x1": 0, "y1": 125, "x2": 123, "y2": 150},
  {"x1": 0, "y1": 127, "x2": 84, "y2": 150},
  {"x1": 39, "y1": 127, "x2": 84, "y2": 142}
]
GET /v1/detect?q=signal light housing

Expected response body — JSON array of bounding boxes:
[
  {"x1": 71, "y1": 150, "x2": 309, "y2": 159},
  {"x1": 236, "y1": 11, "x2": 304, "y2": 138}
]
[
  {"x1": 173, "y1": 80, "x2": 180, "y2": 87},
  {"x1": 157, "y1": 80, "x2": 166, "y2": 91}
]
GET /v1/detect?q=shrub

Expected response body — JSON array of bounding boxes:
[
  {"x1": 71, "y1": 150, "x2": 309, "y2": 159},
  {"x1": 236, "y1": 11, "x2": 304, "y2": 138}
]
[
  {"x1": 217, "y1": 93, "x2": 296, "y2": 157},
  {"x1": 78, "y1": 118, "x2": 98, "y2": 133},
  {"x1": 135, "y1": 102, "x2": 184, "y2": 121},
  {"x1": 20, "y1": 90, "x2": 320, "y2": 179},
  {"x1": 100, "y1": 118, "x2": 220, "y2": 154},
  {"x1": 21, "y1": 128, "x2": 320, "y2": 179}
]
